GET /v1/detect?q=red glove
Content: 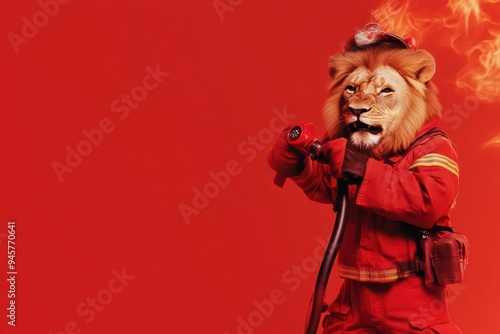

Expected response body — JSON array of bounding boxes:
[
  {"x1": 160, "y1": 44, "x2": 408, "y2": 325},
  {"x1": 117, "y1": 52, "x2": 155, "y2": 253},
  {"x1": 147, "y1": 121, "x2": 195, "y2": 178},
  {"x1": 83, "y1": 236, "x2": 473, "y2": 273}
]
[
  {"x1": 267, "y1": 127, "x2": 307, "y2": 177},
  {"x1": 318, "y1": 138, "x2": 369, "y2": 184}
]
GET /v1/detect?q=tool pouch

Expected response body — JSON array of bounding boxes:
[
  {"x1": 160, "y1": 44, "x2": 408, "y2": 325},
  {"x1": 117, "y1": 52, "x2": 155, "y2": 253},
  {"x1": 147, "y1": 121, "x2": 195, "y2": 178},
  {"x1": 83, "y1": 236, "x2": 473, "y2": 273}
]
[{"x1": 421, "y1": 228, "x2": 470, "y2": 287}]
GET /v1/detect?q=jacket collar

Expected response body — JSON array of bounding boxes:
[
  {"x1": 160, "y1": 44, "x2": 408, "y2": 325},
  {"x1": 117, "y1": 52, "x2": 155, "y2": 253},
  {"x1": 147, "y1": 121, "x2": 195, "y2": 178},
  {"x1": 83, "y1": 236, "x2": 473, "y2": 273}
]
[{"x1": 414, "y1": 117, "x2": 440, "y2": 139}]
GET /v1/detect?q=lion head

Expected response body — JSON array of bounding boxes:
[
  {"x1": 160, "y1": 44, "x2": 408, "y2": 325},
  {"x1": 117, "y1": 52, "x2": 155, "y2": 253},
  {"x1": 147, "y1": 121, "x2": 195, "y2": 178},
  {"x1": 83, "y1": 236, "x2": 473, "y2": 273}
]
[{"x1": 323, "y1": 44, "x2": 442, "y2": 159}]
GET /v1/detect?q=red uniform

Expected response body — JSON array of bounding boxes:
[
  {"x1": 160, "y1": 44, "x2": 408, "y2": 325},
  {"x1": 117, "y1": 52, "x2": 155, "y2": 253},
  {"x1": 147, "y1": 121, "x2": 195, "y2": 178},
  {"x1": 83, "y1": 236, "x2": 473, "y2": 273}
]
[{"x1": 291, "y1": 118, "x2": 462, "y2": 333}]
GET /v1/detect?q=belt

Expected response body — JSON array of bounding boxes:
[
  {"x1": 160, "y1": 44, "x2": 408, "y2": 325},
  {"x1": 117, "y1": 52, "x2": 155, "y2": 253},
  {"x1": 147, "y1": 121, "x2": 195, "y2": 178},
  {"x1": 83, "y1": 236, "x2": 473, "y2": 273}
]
[{"x1": 338, "y1": 261, "x2": 424, "y2": 283}]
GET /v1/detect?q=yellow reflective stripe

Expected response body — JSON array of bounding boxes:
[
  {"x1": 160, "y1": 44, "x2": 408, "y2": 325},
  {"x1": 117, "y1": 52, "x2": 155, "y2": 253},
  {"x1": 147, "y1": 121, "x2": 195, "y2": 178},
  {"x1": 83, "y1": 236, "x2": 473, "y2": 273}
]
[
  {"x1": 413, "y1": 158, "x2": 459, "y2": 173},
  {"x1": 338, "y1": 265, "x2": 415, "y2": 283},
  {"x1": 415, "y1": 154, "x2": 459, "y2": 173},
  {"x1": 412, "y1": 154, "x2": 459, "y2": 171},
  {"x1": 409, "y1": 153, "x2": 459, "y2": 178},
  {"x1": 410, "y1": 162, "x2": 459, "y2": 177}
]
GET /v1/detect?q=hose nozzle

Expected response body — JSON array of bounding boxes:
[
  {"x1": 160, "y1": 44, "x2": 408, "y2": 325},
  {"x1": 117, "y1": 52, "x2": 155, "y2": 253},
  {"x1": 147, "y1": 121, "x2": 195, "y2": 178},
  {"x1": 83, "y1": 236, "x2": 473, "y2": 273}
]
[{"x1": 274, "y1": 123, "x2": 323, "y2": 187}]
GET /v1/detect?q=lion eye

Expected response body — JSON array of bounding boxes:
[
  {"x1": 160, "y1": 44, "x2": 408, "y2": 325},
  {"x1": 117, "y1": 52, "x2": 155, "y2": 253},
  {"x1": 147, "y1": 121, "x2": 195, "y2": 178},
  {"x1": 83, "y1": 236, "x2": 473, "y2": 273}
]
[
  {"x1": 346, "y1": 85, "x2": 356, "y2": 92},
  {"x1": 381, "y1": 87, "x2": 394, "y2": 94}
]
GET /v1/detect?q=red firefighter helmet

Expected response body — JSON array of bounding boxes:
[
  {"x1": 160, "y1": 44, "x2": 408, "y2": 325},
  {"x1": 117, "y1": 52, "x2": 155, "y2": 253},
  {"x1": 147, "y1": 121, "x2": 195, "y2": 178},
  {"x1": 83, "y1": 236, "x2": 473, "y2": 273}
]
[{"x1": 343, "y1": 23, "x2": 417, "y2": 52}]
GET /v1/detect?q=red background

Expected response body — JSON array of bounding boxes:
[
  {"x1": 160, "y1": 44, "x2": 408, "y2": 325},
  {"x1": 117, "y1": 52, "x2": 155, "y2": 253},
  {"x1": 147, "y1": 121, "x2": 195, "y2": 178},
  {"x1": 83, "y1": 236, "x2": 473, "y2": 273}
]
[{"x1": 0, "y1": 0, "x2": 499, "y2": 333}]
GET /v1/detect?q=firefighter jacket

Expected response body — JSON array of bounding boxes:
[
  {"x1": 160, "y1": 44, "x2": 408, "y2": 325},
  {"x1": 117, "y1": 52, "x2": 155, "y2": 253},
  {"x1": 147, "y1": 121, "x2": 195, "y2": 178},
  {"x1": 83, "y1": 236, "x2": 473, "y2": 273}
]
[{"x1": 291, "y1": 118, "x2": 460, "y2": 283}]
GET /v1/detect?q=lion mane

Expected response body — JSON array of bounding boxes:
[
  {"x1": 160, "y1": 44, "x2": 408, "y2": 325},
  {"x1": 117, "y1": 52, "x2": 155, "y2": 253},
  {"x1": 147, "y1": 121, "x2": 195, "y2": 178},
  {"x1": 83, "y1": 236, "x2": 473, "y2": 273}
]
[{"x1": 323, "y1": 44, "x2": 442, "y2": 159}]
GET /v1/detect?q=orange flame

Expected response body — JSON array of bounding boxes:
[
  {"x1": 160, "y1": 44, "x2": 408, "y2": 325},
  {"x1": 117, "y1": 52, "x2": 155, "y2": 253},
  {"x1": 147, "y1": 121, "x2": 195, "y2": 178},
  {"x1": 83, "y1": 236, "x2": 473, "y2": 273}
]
[
  {"x1": 482, "y1": 134, "x2": 500, "y2": 149},
  {"x1": 370, "y1": 0, "x2": 500, "y2": 102},
  {"x1": 370, "y1": 0, "x2": 439, "y2": 43},
  {"x1": 456, "y1": 31, "x2": 500, "y2": 101},
  {"x1": 446, "y1": 0, "x2": 482, "y2": 31}
]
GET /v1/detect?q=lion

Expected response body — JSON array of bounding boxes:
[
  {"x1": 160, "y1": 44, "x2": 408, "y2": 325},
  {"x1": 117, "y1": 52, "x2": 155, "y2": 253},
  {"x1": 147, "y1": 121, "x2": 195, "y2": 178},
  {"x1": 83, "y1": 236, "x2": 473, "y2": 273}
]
[
  {"x1": 268, "y1": 24, "x2": 463, "y2": 333},
  {"x1": 323, "y1": 44, "x2": 442, "y2": 159}
]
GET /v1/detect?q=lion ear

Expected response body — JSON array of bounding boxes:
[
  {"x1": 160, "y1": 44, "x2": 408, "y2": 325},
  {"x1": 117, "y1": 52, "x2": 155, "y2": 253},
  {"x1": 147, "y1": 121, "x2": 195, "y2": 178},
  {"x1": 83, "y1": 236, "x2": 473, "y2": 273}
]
[{"x1": 412, "y1": 50, "x2": 436, "y2": 83}]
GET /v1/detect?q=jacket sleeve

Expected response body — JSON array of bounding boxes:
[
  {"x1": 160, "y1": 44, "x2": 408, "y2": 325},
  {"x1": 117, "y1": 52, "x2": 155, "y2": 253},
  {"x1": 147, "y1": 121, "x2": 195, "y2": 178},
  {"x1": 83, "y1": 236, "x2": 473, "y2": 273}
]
[
  {"x1": 355, "y1": 137, "x2": 459, "y2": 229},
  {"x1": 290, "y1": 157, "x2": 337, "y2": 204}
]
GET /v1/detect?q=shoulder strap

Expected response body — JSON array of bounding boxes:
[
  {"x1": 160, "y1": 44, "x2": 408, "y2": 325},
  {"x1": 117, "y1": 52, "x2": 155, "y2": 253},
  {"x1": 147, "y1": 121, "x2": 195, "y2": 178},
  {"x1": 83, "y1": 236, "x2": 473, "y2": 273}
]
[
  {"x1": 385, "y1": 127, "x2": 448, "y2": 166},
  {"x1": 400, "y1": 127, "x2": 447, "y2": 159}
]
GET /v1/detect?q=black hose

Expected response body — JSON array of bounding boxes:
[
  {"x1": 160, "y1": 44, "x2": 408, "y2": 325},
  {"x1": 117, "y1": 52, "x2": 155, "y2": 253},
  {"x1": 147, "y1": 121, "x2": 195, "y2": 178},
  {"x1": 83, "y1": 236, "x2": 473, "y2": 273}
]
[{"x1": 305, "y1": 179, "x2": 349, "y2": 334}]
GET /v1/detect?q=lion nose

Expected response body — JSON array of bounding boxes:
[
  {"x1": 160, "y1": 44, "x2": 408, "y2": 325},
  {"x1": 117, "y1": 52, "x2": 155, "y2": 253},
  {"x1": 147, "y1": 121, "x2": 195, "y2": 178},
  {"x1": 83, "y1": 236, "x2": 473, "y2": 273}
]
[{"x1": 348, "y1": 107, "x2": 371, "y2": 116}]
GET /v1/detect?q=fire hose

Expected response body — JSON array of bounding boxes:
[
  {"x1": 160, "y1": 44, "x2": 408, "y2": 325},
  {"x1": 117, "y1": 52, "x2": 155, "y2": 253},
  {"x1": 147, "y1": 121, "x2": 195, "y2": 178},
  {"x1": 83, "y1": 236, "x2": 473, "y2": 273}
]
[{"x1": 274, "y1": 124, "x2": 349, "y2": 334}]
